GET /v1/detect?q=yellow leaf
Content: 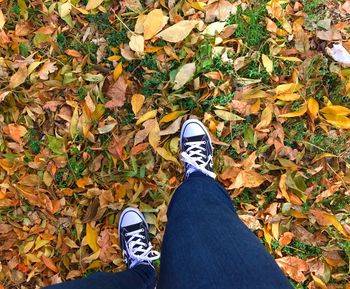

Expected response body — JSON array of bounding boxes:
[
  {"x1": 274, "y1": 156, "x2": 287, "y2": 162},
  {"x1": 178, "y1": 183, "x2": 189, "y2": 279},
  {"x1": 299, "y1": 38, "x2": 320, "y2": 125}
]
[
  {"x1": 149, "y1": 120, "x2": 160, "y2": 149},
  {"x1": 274, "y1": 83, "x2": 303, "y2": 95},
  {"x1": 9, "y1": 64, "x2": 28, "y2": 88},
  {"x1": 275, "y1": 93, "x2": 300, "y2": 101},
  {"x1": 279, "y1": 174, "x2": 290, "y2": 202},
  {"x1": 72, "y1": 5, "x2": 89, "y2": 14},
  {"x1": 214, "y1": 110, "x2": 244, "y2": 121},
  {"x1": 131, "y1": 94, "x2": 145, "y2": 115},
  {"x1": 173, "y1": 63, "x2": 196, "y2": 90},
  {"x1": 311, "y1": 152, "x2": 336, "y2": 164},
  {"x1": 129, "y1": 34, "x2": 144, "y2": 54},
  {"x1": 311, "y1": 275, "x2": 327, "y2": 289},
  {"x1": 256, "y1": 105, "x2": 272, "y2": 129},
  {"x1": 279, "y1": 104, "x2": 307, "y2": 118},
  {"x1": 143, "y1": 9, "x2": 168, "y2": 40},
  {"x1": 156, "y1": 147, "x2": 180, "y2": 166},
  {"x1": 86, "y1": 223, "x2": 100, "y2": 252},
  {"x1": 136, "y1": 110, "x2": 157, "y2": 125},
  {"x1": 86, "y1": 0, "x2": 103, "y2": 10},
  {"x1": 262, "y1": 54, "x2": 273, "y2": 75},
  {"x1": 0, "y1": 9, "x2": 5, "y2": 30},
  {"x1": 160, "y1": 110, "x2": 187, "y2": 123},
  {"x1": 70, "y1": 106, "x2": 79, "y2": 138},
  {"x1": 18, "y1": 0, "x2": 28, "y2": 20},
  {"x1": 108, "y1": 55, "x2": 121, "y2": 62},
  {"x1": 275, "y1": 56, "x2": 302, "y2": 62},
  {"x1": 113, "y1": 62, "x2": 123, "y2": 80},
  {"x1": 324, "y1": 213, "x2": 349, "y2": 237},
  {"x1": 307, "y1": 97, "x2": 319, "y2": 119},
  {"x1": 191, "y1": 1, "x2": 206, "y2": 10},
  {"x1": 323, "y1": 114, "x2": 350, "y2": 129},
  {"x1": 263, "y1": 225, "x2": 273, "y2": 249},
  {"x1": 34, "y1": 236, "x2": 50, "y2": 250},
  {"x1": 320, "y1": 105, "x2": 350, "y2": 116},
  {"x1": 157, "y1": 20, "x2": 199, "y2": 43}
]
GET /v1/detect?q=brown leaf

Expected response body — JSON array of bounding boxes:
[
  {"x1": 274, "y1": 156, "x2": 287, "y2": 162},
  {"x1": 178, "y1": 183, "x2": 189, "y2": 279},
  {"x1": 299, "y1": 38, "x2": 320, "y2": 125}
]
[
  {"x1": 42, "y1": 256, "x2": 59, "y2": 273},
  {"x1": 205, "y1": 0, "x2": 237, "y2": 22},
  {"x1": 38, "y1": 61, "x2": 58, "y2": 80},
  {"x1": 276, "y1": 256, "x2": 309, "y2": 282},
  {"x1": 105, "y1": 77, "x2": 128, "y2": 109}
]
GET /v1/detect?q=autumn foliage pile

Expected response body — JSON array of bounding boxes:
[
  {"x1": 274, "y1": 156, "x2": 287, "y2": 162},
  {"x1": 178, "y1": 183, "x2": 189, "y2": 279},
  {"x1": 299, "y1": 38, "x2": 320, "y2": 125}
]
[{"x1": 1, "y1": 0, "x2": 350, "y2": 288}]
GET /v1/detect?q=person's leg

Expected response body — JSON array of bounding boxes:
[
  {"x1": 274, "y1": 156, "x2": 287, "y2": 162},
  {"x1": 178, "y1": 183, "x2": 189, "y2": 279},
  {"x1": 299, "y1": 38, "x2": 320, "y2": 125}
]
[
  {"x1": 46, "y1": 264, "x2": 155, "y2": 289},
  {"x1": 46, "y1": 208, "x2": 159, "y2": 289},
  {"x1": 158, "y1": 119, "x2": 293, "y2": 289}
]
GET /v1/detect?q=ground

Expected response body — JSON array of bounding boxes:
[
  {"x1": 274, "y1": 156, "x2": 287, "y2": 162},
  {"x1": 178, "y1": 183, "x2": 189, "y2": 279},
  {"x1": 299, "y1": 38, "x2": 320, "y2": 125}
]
[{"x1": 0, "y1": 0, "x2": 350, "y2": 288}]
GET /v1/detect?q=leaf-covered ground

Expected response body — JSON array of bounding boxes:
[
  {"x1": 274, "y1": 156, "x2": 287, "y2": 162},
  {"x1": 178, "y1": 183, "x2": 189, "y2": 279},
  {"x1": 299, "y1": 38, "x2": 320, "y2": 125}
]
[{"x1": 1, "y1": 0, "x2": 350, "y2": 288}]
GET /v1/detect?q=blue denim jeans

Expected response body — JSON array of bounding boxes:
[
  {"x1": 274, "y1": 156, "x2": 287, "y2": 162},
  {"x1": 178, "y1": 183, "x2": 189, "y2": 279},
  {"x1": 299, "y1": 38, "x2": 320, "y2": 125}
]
[{"x1": 46, "y1": 172, "x2": 293, "y2": 289}]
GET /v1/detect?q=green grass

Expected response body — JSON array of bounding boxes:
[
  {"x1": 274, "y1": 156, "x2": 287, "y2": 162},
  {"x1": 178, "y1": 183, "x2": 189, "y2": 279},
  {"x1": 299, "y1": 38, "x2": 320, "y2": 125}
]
[{"x1": 282, "y1": 240, "x2": 322, "y2": 260}]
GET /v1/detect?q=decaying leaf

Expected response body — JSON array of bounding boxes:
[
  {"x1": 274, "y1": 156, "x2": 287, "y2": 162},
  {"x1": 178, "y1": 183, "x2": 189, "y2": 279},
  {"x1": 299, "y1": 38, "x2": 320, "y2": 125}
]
[{"x1": 173, "y1": 63, "x2": 196, "y2": 90}]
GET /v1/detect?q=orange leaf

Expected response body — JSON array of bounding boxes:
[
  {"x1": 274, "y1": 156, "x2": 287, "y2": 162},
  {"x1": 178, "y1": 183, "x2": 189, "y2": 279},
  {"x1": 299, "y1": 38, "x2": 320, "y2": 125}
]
[
  {"x1": 113, "y1": 62, "x2": 123, "y2": 80},
  {"x1": 42, "y1": 256, "x2": 59, "y2": 273},
  {"x1": 65, "y1": 49, "x2": 82, "y2": 58},
  {"x1": 76, "y1": 177, "x2": 92, "y2": 188}
]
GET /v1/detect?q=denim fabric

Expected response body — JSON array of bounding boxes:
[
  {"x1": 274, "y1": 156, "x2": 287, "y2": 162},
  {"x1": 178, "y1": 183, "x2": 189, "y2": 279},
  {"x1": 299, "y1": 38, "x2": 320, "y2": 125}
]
[
  {"x1": 158, "y1": 172, "x2": 293, "y2": 289},
  {"x1": 45, "y1": 264, "x2": 155, "y2": 289},
  {"x1": 45, "y1": 172, "x2": 293, "y2": 289}
]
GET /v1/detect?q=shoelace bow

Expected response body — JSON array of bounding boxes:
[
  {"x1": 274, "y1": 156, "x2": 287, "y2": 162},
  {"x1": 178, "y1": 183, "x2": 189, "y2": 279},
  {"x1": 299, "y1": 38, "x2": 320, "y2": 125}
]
[
  {"x1": 181, "y1": 140, "x2": 216, "y2": 179},
  {"x1": 125, "y1": 228, "x2": 160, "y2": 268}
]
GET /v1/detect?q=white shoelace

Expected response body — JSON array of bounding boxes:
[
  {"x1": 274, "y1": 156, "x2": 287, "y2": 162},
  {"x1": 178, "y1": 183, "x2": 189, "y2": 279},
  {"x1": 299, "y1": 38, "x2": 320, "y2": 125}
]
[
  {"x1": 181, "y1": 140, "x2": 216, "y2": 179},
  {"x1": 125, "y1": 228, "x2": 160, "y2": 268}
]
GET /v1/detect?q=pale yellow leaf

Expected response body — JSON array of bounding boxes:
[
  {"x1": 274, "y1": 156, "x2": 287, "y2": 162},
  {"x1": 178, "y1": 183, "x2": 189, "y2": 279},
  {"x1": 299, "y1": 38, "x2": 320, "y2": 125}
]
[
  {"x1": 131, "y1": 94, "x2": 145, "y2": 114},
  {"x1": 149, "y1": 120, "x2": 160, "y2": 149},
  {"x1": 276, "y1": 93, "x2": 301, "y2": 101},
  {"x1": 156, "y1": 147, "x2": 180, "y2": 166},
  {"x1": 160, "y1": 110, "x2": 187, "y2": 123},
  {"x1": 143, "y1": 9, "x2": 168, "y2": 40},
  {"x1": 275, "y1": 56, "x2": 302, "y2": 62},
  {"x1": 9, "y1": 64, "x2": 27, "y2": 89},
  {"x1": 320, "y1": 105, "x2": 350, "y2": 116},
  {"x1": 279, "y1": 104, "x2": 307, "y2": 118},
  {"x1": 70, "y1": 106, "x2": 79, "y2": 138},
  {"x1": 256, "y1": 105, "x2": 272, "y2": 129},
  {"x1": 136, "y1": 110, "x2": 157, "y2": 125},
  {"x1": 262, "y1": 54, "x2": 273, "y2": 75},
  {"x1": 323, "y1": 114, "x2": 350, "y2": 129},
  {"x1": 202, "y1": 22, "x2": 226, "y2": 36},
  {"x1": 307, "y1": 97, "x2": 319, "y2": 119},
  {"x1": 113, "y1": 62, "x2": 123, "y2": 80},
  {"x1": 157, "y1": 20, "x2": 199, "y2": 43},
  {"x1": 173, "y1": 63, "x2": 196, "y2": 90},
  {"x1": 214, "y1": 110, "x2": 244, "y2": 121},
  {"x1": 0, "y1": 9, "x2": 5, "y2": 30},
  {"x1": 86, "y1": 223, "x2": 100, "y2": 253},
  {"x1": 135, "y1": 14, "x2": 147, "y2": 34},
  {"x1": 58, "y1": 2, "x2": 72, "y2": 18},
  {"x1": 311, "y1": 152, "x2": 336, "y2": 164},
  {"x1": 129, "y1": 34, "x2": 144, "y2": 54},
  {"x1": 86, "y1": 0, "x2": 103, "y2": 10}
]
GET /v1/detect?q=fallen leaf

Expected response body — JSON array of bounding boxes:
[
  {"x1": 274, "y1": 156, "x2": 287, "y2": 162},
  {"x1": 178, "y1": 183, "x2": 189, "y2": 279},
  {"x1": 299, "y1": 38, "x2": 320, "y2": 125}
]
[
  {"x1": 9, "y1": 64, "x2": 27, "y2": 88},
  {"x1": 131, "y1": 94, "x2": 145, "y2": 114},
  {"x1": 0, "y1": 9, "x2": 5, "y2": 29},
  {"x1": 38, "y1": 61, "x2": 58, "y2": 80},
  {"x1": 214, "y1": 110, "x2": 244, "y2": 121},
  {"x1": 4, "y1": 124, "x2": 27, "y2": 143},
  {"x1": 320, "y1": 105, "x2": 350, "y2": 116},
  {"x1": 156, "y1": 147, "x2": 180, "y2": 166},
  {"x1": 86, "y1": 223, "x2": 100, "y2": 253},
  {"x1": 322, "y1": 114, "x2": 350, "y2": 129},
  {"x1": 149, "y1": 120, "x2": 160, "y2": 149},
  {"x1": 262, "y1": 54, "x2": 273, "y2": 75},
  {"x1": 205, "y1": 0, "x2": 237, "y2": 22},
  {"x1": 105, "y1": 77, "x2": 128, "y2": 109},
  {"x1": 279, "y1": 104, "x2": 307, "y2": 118},
  {"x1": 129, "y1": 34, "x2": 144, "y2": 54},
  {"x1": 173, "y1": 63, "x2": 196, "y2": 90},
  {"x1": 157, "y1": 20, "x2": 199, "y2": 43},
  {"x1": 86, "y1": 0, "x2": 103, "y2": 10},
  {"x1": 160, "y1": 110, "x2": 187, "y2": 123},
  {"x1": 307, "y1": 98, "x2": 319, "y2": 119},
  {"x1": 276, "y1": 256, "x2": 309, "y2": 282},
  {"x1": 113, "y1": 62, "x2": 123, "y2": 80},
  {"x1": 136, "y1": 110, "x2": 157, "y2": 125},
  {"x1": 143, "y1": 9, "x2": 168, "y2": 40},
  {"x1": 42, "y1": 256, "x2": 59, "y2": 273}
]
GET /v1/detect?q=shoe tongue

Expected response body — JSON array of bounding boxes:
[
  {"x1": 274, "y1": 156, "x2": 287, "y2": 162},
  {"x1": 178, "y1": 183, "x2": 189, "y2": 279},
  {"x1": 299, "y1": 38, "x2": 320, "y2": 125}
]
[{"x1": 185, "y1": 134, "x2": 205, "y2": 142}]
